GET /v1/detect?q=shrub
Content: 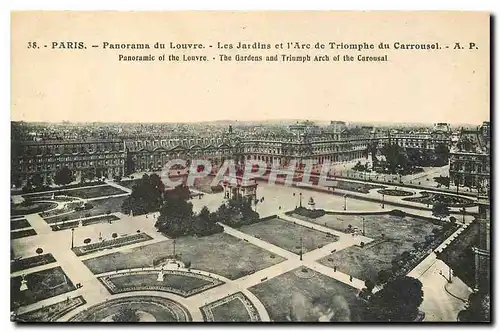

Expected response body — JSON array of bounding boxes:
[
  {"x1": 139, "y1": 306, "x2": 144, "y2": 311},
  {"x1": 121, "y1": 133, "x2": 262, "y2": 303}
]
[
  {"x1": 35, "y1": 248, "x2": 43, "y2": 255},
  {"x1": 210, "y1": 185, "x2": 224, "y2": 193},
  {"x1": 449, "y1": 216, "x2": 457, "y2": 223},
  {"x1": 84, "y1": 213, "x2": 91, "y2": 218},
  {"x1": 360, "y1": 242, "x2": 365, "y2": 248},
  {"x1": 83, "y1": 238, "x2": 91, "y2": 244},
  {"x1": 294, "y1": 207, "x2": 325, "y2": 218},
  {"x1": 391, "y1": 210, "x2": 406, "y2": 218},
  {"x1": 62, "y1": 216, "x2": 69, "y2": 221},
  {"x1": 112, "y1": 233, "x2": 118, "y2": 239},
  {"x1": 185, "y1": 261, "x2": 191, "y2": 268}
]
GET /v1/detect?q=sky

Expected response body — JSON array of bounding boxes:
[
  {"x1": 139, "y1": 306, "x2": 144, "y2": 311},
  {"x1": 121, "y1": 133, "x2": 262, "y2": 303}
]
[{"x1": 11, "y1": 11, "x2": 490, "y2": 125}]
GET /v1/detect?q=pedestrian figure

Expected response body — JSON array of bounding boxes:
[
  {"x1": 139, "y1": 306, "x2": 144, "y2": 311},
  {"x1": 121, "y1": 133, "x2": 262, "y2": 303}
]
[
  {"x1": 334, "y1": 266, "x2": 337, "y2": 272},
  {"x1": 349, "y1": 276, "x2": 353, "y2": 282}
]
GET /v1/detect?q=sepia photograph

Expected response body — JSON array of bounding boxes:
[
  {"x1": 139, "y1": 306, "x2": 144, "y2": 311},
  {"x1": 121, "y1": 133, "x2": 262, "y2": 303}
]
[{"x1": 9, "y1": 10, "x2": 491, "y2": 323}]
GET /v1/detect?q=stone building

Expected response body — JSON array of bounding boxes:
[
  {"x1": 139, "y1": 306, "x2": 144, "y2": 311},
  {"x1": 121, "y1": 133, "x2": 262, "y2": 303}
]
[
  {"x1": 449, "y1": 121, "x2": 490, "y2": 192},
  {"x1": 11, "y1": 139, "x2": 126, "y2": 187}
]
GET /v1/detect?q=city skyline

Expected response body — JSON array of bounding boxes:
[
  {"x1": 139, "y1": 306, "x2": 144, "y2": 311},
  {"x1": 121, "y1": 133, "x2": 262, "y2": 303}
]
[{"x1": 9, "y1": 118, "x2": 489, "y2": 127}]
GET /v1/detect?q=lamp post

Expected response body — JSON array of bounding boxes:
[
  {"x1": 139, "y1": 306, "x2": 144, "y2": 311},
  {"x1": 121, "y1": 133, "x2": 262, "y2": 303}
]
[
  {"x1": 299, "y1": 236, "x2": 303, "y2": 261},
  {"x1": 173, "y1": 239, "x2": 176, "y2": 258},
  {"x1": 343, "y1": 194, "x2": 347, "y2": 211},
  {"x1": 362, "y1": 217, "x2": 365, "y2": 236},
  {"x1": 71, "y1": 228, "x2": 75, "y2": 249},
  {"x1": 381, "y1": 194, "x2": 385, "y2": 209},
  {"x1": 299, "y1": 192, "x2": 303, "y2": 208}
]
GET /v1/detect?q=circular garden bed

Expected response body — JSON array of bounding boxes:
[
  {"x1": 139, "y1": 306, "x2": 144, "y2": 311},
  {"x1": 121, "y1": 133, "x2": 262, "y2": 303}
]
[
  {"x1": 377, "y1": 189, "x2": 414, "y2": 197},
  {"x1": 69, "y1": 296, "x2": 192, "y2": 322},
  {"x1": 403, "y1": 191, "x2": 476, "y2": 208},
  {"x1": 11, "y1": 201, "x2": 58, "y2": 216}
]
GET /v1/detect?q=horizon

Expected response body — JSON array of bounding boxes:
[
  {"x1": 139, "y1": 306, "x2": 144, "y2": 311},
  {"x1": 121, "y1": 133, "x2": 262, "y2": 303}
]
[{"x1": 10, "y1": 118, "x2": 487, "y2": 127}]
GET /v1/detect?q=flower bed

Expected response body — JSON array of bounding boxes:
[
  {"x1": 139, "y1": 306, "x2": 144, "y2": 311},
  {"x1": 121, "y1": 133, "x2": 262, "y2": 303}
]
[
  {"x1": 15, "y1": 296, "x2": 86, "y2": 322},
  {"x1": 18, "y1": 181, "x2": 105, "y2": 194},
  {"x1": 11, "y1": 202, "x2": 58, "y2": 217},
  {"x1": 72, "y1": 233, "x2": 153, "y2": 257},
  {"x1": 11, "y1": 253, "x2": 57, "y2": 273},
  {"x1": 11, "y1": 228, "x2": 37, "y2": 240},
  {"x1": 11, "y1": 218, "x2": 31, "y2": 230},
  {"x1": 377, "y1": 189, "x2": 414, "y2": 197},
  {"x1": 50, "y1": 214, "x2": 121, "y2": 231},
  {"x1": 50, "y1": 220, "x2": 80, "y2": 231},
  {"x1": 336, "y1": 181, "x2": 385, "y2": 194},
  {"x1": 82, "y1": 215, "x2": 120, "y2": 227},
  {"x1": 292, "y1": 207, "x2": 326, "y2": 219},
  {"x1": 379, "y1": 223, "x2": 460, "y2": 284},
  {"x1": 403, "y1": 191, "x2": 476, "y2": 208}
]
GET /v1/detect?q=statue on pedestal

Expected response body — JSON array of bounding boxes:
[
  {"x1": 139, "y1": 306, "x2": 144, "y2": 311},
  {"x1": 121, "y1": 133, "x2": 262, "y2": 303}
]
[
  {"x1": 19, "y1": 275, "x2": 28, "y2": 292},
  {"x1": 308, "y1": 197, "x2": 316, "y2": 210}
]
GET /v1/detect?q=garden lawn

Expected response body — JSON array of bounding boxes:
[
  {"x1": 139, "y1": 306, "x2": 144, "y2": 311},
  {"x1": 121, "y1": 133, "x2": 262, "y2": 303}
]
[
  {"x1": 436, "y1": 222, "x2": 479, "y2": 289},
  {"x1": 336, "y1": 180, "x2": 384, "y2": 194},
  {"x1": 83, "y1": 232, "x2": 286, "y2": 280},
  {"x1": 11, "y1": 218, "x2": 31, "y2": 230},
  {"x1": 100, "y1": 271, "x2": 220, "y2": 297},
  {"x1": 249, "y1": 266, "x2": 362, "y2": 322},
  {"x1": 15, "y1": 296, "x2": 86, "y2": 322},
  {"x1": 26, "y1": 185, "x2": 127, "y2": 200},
  {"x1": 202, "y1": 292, "x2": 258, "y2": 322},
  {"x1": 11, "y1": 266, "x2": 76, "y2": 309},
  {"x1": 314, "y1": 213, "x2": 440, "y2": 281},
  {"x1": 296, "y1": 212, "x2": 439, "y2": 240},
  {"x1": 11, "y1": 253, "x2": 57, "y2": 273},
  {"x1": 43, "y1": 196, "x2": 126, "y2": 224},
  {"x1": 117, "y1": 179, "x2": 142, "y2": 190},
  {"x1": 11, "y1": 229, "x2": 37, "y2": 240},
  {"x1": 238, "y1": 217, "x2": 337, "y2": 255},
  {"x1": 11, "y1": 202, "x2": 58, "y2": 217}
]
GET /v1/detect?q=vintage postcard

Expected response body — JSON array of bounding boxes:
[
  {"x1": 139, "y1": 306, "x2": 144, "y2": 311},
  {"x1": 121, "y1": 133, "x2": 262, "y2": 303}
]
[{"x1": 10, "y1": 11, "x2": 490, "y2": 323}]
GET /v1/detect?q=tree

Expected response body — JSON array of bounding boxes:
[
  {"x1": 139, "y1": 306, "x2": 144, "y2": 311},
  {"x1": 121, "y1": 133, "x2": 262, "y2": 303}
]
[
  {"x1": 113, "y1": 308, "x2": 139, "y2": 322},
  {"x1": 121, "y1": 174, "x2": 166, "y2": 216},
  {"x1": 376, "y1": 270, "x2": 391, "y2": 285},
  {"x1": 54, "y1": 166, "x2": 73, "y2": 186},
  {"x1": 434, "y1": 144, "x2": 450, "y2": 166},
  {"x1": 155, "y1": 195, "x2": 194, "y2": 238},
  {"x1": 400, "y1": 251, "x2": 412, "y2": 261},
  {"x1": 381, "y1": 144, "x2": 408, "y2": 174},
  {"x1": 365, "y1": 276, "x2": 424, "y2": 322},
  {"x1": 458, "y1": 292, "x2": 490, "y2": 322},
  {"x1": 35, "y1": 248, "x2": 43, "y2": 255},
  {"x1": 31, "y1": 174, "x2": 44, "y2": 188},
  {"x1": 220, "y1": 198, "x2": 260, "y2": 228},
  {"x1": 432, "y1": 202, "x2": 451, "y2": 220},
  {"x1": 434, "y1": 176, "x2": 450, "y2": 188}
]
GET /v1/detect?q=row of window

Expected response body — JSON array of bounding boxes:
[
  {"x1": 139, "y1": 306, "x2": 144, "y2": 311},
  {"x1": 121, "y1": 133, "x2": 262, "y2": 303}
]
[
  {"x1": 15, "y1": 160, "x2": 125, "y2": 172},
  {"x1": 15, "y1": 154, "x2": 126, "y2": 164}
]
